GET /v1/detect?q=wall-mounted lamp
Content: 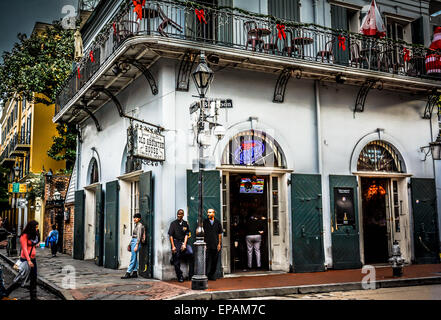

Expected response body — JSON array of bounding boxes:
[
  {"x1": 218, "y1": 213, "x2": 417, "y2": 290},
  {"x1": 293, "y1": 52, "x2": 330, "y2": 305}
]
[{"x1": 45, "y1": 169, "x2": 53, "y2": 183}]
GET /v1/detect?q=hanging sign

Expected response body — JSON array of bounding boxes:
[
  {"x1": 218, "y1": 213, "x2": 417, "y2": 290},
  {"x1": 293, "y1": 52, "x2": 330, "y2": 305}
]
[
  {"x1": 10, "y1": 183, "x2": 27, "y2": 193},
  {"x1": 133, "y1": 126, "x2": 165, "y2": 162}
]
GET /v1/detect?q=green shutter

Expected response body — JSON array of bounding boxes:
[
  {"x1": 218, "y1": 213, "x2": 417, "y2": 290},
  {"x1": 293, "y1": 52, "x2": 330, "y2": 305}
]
[
  {"x1": 291, "y1": 174, "x2": 325, "y2": 272},
  {"x1": 410, "y1": 178, "x2": 440, "y2": 264},
  {"x1": 329, "y1": 175, "x2": 362, "y2": 269},
  {"x1": 411, "y1": 17, "x2": 425, "y2": 45},
  {"x1": 187, "y1": 169, "x2": 222, "y2": 277},
  {"x1": 139, "y1": 171, "x2": 154, "y2": 278},
  {"x1": 268, "y1": 0, "x2": 299, "y2": 22},
  {"x1": 331, "y1": 5, "x2": 350, "y2": 66},
  {"x1": 94, "y1": 184, "x2": 104, "y2": 266},
  {"x1": 73, "y1": 190, "x2": 85, "y2": 260},
  {"x1": 104, "y1": 180, "x2": 119, "y2": 269}
]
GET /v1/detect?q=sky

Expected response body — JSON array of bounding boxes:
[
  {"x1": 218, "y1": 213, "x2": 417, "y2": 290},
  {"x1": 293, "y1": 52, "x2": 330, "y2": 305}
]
[{"x1": 0, "y1": 0, "x2": 78, "y2": 57}]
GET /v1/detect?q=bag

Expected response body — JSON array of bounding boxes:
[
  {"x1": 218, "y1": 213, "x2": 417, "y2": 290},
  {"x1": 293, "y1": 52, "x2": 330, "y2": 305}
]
[
  {"x1": 127, "y1": 244, "x2": 131, "y2": 252},
  {"x1": 141, "y1": 226, "x2": 146, "y2": 245},
  {"x1": 13, "y1": 245, "x2": 34, "y2": 271}
]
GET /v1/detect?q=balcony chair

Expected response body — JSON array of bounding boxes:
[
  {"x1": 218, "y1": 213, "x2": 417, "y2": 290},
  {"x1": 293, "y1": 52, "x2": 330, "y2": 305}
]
[
  {"x1": 244, "y1": 21, "x2": 265, "y2": 52},
  {"x1": 157, "y1": 4, "x2": 182, "y2": 37},
  {"x1": 115, "y1": 20, "x2": 140, "y2": 43},
  {"x1": 349, "y1": 42, "x2": 368, "y2": 68},
  {"x1": 316, "y1": 39, "x2": 335, "y2": 63}
]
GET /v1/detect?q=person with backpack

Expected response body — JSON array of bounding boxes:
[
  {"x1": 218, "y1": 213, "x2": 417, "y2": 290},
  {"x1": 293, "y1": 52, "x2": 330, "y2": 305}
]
[
  {"x1": 121, "y1": 213, "x2": 145, "y2": 279},
  {"x1": 4, "y1": 220, "x2": 40, "y2": 300},
  {"x1": 46, "y1": 225, "x2": 59, "y2": 257}
]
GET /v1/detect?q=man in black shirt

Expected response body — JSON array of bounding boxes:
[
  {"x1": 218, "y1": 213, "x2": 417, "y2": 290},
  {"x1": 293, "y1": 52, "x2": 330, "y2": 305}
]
[
  {"x1": 168, "y1": 209, "x2": 194, "y2": 282},
  {"x1": 203, "y1": 208, "x2": 223, "y2": 281}
]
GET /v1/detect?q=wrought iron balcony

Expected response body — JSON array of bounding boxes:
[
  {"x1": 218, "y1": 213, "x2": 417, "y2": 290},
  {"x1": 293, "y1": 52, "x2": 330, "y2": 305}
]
[
  {"x1": 14, "y1": 132, "x2": 31, "y2": 151},
  {"x1": 0, "y1": 144, "x2": 15, "y2": 167},
  {"x1": 55, "y1": 0, "x2": 441, "y2": 122}
]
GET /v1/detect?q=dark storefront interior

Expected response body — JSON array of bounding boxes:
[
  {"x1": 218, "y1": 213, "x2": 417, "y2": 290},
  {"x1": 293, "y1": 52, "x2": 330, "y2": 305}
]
[
  {"x1": 361, "y1": 178, "x2": 390, "y2": 264},
  {"x1": 229, "y1": 174, "x2": 269, "y2": 272}
]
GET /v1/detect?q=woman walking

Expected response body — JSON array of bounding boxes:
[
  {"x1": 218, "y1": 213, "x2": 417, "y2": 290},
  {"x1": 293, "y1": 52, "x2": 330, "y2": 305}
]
[{"x1": 5, "y1": 220, "x2": 40, "y2": 300}]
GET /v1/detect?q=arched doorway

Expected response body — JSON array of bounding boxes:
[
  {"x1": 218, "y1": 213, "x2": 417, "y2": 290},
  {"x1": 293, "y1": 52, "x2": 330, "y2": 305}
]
[
  {"x1": 356, "y1": 140, "x2": 410, "y2": 264},
  {"x1": 219, "y1": 130, "x2": 290, "y2": 274}
]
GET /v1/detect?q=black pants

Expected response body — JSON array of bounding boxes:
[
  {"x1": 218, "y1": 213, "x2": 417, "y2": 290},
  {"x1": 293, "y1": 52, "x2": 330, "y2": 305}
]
[
  {"x1": 50, "y1": 242, "x2": 58, "y2": 255},
  {"x1": 206, "y1": 248, "x2": 219, "y2": 280},
  {"x1": 6, "y1": 258, "x2": 37, "y2": 299},
  {"x1": 172, "y1": 240, "x2": 194, "y2": 279}
]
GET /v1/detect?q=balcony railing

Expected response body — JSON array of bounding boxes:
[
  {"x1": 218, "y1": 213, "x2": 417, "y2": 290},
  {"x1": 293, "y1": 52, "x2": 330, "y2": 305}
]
[{"x1": 55, "y1": 0, "x2": 440, "y2": 116}]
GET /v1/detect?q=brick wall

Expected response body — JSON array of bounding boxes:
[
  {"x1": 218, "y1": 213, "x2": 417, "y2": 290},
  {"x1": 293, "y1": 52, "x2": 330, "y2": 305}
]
[{"x1": 63, "y1": 203, "x2": 74, "y2": 255}]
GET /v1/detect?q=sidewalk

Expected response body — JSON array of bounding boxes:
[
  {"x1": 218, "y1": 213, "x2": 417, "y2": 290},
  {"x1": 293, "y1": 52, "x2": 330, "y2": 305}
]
[
  {"x1": 1, "y1": 246, "x2": 440, "y2": 300},
  {"x1": 0, "y1": 247, "x2": 189, "y2": 300}
]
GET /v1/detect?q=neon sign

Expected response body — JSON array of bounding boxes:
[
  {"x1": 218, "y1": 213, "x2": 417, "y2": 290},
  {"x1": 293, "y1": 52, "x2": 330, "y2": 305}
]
[{"x1": 233, "y1": 140, "x2": 265, "y2": 165}]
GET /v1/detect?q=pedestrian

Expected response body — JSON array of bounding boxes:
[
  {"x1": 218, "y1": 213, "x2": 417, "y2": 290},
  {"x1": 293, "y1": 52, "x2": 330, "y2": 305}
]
[
  {"x1": 121, "y1": 213, "x2": 145, "y2": 279},
  {"x1": 168, "y1": 209, "x2": 194, "y2": 282},
  {"x1": 4, "y1": 220, "x2": 40, "y2": 300},
  {"x1": 245, "y1": 213, "x2": 265, "y2": 270},
  {"x1": 203, "y1": 208, "x2": 223, "y2": 281},
  {"x1": 46, "y1": 225, "x2": 59, "y2": 257}
]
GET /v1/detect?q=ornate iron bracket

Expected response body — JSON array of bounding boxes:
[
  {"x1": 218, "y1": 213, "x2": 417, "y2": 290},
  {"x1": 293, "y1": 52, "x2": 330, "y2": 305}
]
[
  {"x1": 126, "y1": 59, "x2": 158, "y2": 96},
  {"x1": 354, "y1": 79, "x2": 382, "y2": 114},
  {"x1": 273, "y1": 68, "x2": 302, "y2": 103},
  {"x1": 176, "y1": 52, "x2": 196, "y2": 92},
  {"x1": 423, "y1": 91, "x2": 440, "y2": 119},
  {"x1": 74, "y1": 99, "x2": 102, "y2": 131},
  {"x1": 92, "y1": 87, "x2": 125, "y2": 118}
]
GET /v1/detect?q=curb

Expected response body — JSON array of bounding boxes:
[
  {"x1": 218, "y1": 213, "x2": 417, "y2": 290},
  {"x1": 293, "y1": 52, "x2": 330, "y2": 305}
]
[
  {"x1": 0, "y1": 251, "x2": 67, "y2": 300},
  {"x1": 169, "y1": 276, "x2": 441, "y2": 300}
]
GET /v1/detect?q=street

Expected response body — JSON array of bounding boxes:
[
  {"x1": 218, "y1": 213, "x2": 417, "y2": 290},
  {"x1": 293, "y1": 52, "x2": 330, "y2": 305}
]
[
  {"x1": 238, "y1": 285, "x2": 441, "y2": 300},
  {"x1": 0, "y1": 261, "x2": 61, "y2": 300}
]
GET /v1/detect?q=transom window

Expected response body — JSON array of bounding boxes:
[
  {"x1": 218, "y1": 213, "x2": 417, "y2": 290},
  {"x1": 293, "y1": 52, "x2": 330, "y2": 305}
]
[
  {"x1": 357, "y1": 140, "x2": 404, "y2": 173},
  {"x1": 222, "y1": 130, "x2": 286, "y2": 168}
]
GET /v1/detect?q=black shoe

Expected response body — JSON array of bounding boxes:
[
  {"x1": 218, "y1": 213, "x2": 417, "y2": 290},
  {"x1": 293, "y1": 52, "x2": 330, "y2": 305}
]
[
  {"x1": 208, "y1": 276, "x2": 216, "y2": 281},
  {"x1": 130, "y1": 271, "x2": 138, "y2": 278},
  {"x1": 121, "y1": 272, "x2": 131, "y2": 279}
]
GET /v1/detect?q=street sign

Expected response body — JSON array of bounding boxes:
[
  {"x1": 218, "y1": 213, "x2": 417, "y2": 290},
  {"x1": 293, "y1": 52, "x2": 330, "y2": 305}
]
[
  {"x1": 218, "y1": 99, "x2": 233, "y2": 108},
  {"x1": 10, "y1": 183, "x2": 27, "y2": 193}
]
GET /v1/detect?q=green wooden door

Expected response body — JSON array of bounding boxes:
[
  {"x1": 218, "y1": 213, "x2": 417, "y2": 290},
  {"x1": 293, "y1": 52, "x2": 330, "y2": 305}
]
[
  {"x1": 139, "y1": 171, "x2": 154, "y2": 278},
  {"x1": 187, "y1": 170, "x2": 222, "y2": 277},
  {"x1": 73, "y1": 190, "x2": 85, "y2": 260},
  {"x1": 94, "y1": 184, "x2": 104, "y2": 266},
  {"x1": 411, "y1": 178, "x2": 440, "y2": 264},
  {"x1": 331, "y1": 5, "x2": 350, "y2": 66},
  {"x1": 291, "y1": 174, "x2": 325, "y2": 272},
  {"x1": 330, "y1": 175, "x2": 362, "y2": 269},
  {"x1": 104, "y1": 180, "x2": 119, "y2": 269}
]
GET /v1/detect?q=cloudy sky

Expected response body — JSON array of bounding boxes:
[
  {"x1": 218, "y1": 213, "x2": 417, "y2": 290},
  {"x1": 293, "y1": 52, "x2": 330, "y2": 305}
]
[{"x1": 0, "y1": 0, "x2": 78, "y2": 57}]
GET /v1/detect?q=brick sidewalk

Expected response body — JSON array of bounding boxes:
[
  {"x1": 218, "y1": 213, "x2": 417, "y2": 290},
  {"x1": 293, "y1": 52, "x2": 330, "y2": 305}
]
[{"x1": 0, "y1": 246, "x2": 190, "y2": 300}]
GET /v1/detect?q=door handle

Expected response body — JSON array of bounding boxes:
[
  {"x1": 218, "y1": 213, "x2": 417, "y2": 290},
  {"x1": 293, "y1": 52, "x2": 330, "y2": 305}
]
[
  {"x1": 345, "y1": 228, "x2": 350, "y2": 235},
  {"x1": 301, "y1": 225, "x2": 306, "y2": 237},
  {"x1": 109, "y1": 231, "x2": 112, "y2": 240}
]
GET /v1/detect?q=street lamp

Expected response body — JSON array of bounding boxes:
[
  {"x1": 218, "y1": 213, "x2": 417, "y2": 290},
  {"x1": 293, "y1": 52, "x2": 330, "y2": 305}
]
[
  {"x1": 191, "y1": 51, "x2": 214, "y2": 290},
  {"x1": 13, "y1": 166, "x2": 19, "y2": 234},
  {"x1": 420, "y1": 134, "x2": 441, "y2": 161},
  {"x1": 53, "y1": 190, "x2": 61, "y2": 201}
]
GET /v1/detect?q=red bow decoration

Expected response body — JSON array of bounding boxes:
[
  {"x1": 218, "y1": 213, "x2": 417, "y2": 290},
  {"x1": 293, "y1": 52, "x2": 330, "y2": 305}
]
[
  {"x1": 77, "y1": 66, "x2": 81, "y2": 79},
  {"x1": 403, "y1": 48, "x2": 410, "y2": 62},
  {"x1": 195, "y1": 9, "x2": 207, "y2": 24},
  {"x1": 276, "y1": 24, "x2": 286, "y2": 40},
  {"x1": 338, "y1": 35, "x2": 346, "y2": 51},
  {"x1": 132, "y1": 0, "x2": 146, "y2": 21},
  {"x1": 112, "y1": 22, "x2": 117, "y2": 35},
  {"x1": 89, "y1": 50, "x2": 94, "y2": 63}
]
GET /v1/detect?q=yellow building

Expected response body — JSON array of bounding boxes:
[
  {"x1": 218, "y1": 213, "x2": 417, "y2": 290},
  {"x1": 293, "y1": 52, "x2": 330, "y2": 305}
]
[{"x1": 0, "y1": 93, "x2": 65, "y2": 233}]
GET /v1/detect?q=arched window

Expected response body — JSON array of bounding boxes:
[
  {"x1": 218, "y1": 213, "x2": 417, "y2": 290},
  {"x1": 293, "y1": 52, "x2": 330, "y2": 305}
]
[
  {"x1": 222, "y1": 130, "x2": 287, "y2": 168},
  {"x1": 89, "y1": 158, "x2": 99, "y2": 184},
  {"x1": 357, "y1": 140, "x2": 404, "y2": 173}
]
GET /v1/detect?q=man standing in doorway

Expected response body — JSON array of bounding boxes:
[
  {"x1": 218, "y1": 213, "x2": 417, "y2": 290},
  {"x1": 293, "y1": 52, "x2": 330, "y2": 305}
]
[
  {"x1": 168, "y1": 209, "x2": 194, "y2": 282},
  {"x1": 203, "y1": 208, "x2": 222, "y2": 281},
  {"x1": 245, "y1": 213, "x2": 265, "y2": 270},
  {"x1": 122, "y1": 213, "x2": 145, "y2": 279}
]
